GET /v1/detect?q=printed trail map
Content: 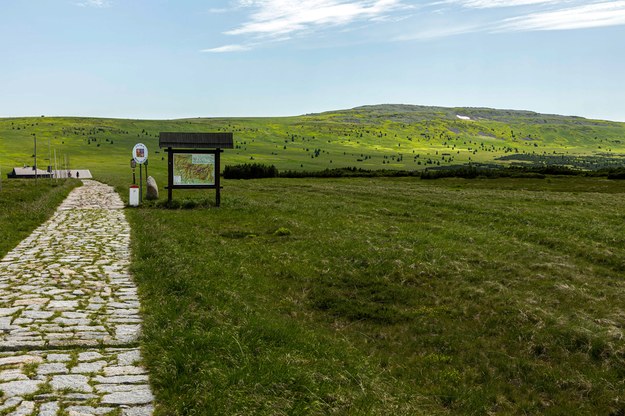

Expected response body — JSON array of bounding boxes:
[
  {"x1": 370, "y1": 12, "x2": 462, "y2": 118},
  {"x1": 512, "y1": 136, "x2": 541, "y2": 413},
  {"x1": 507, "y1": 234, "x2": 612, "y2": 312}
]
[{"x1": 173, "y1": 153, "x2": 215, "y2": 185}]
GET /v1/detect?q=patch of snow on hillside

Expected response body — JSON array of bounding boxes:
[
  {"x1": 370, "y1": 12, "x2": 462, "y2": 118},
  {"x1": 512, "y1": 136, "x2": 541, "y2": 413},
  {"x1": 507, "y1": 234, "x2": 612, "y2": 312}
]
[{"x1": 456, "y1": 115, "x2": 471, "y2": 120}]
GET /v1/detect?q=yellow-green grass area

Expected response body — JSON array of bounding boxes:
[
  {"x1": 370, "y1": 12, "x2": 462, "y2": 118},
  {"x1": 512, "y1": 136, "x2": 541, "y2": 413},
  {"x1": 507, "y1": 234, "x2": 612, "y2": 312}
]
[
  {"x1": 129, "y1": 176, "x2": 625, "y2": 415},
  {"x1": 0, "y1": 178, "x2": 79, "y2": 257},
  {"x1": 2, "y1": 105, "x2": 625, "y2": 180}
]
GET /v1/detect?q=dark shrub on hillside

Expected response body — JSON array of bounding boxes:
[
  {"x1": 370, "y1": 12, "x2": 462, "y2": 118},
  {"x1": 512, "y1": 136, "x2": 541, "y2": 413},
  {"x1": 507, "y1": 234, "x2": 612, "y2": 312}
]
[
  {"x1": 224, "y1": 163, "x2": 278, "y2": 179},
  {"x1": 279, "y1": 167, "x2": 420, "y2": 178},
  {"x1": 421, "y1": 166, "x2": 483, "y2": 179},
  {"x1": 533, "y1": 165, "x2": 581, "y2": 176},
  {"x1": 606, "y1": 168, "x2": 625, "y2": 179},
  {"x1": 420, "y1": 166, "x2": 548, "y2": 179}
]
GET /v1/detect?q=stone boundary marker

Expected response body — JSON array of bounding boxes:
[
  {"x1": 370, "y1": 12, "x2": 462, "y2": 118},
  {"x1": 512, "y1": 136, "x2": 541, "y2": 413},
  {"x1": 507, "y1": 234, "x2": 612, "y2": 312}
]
[{"x1": 0, "y1": 180, "x2": 154, "y2": 415}]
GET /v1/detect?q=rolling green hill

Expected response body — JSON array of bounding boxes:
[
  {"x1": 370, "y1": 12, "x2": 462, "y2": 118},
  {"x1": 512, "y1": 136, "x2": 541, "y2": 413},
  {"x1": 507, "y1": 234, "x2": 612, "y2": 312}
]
[{"x1": 1, "y1": 104, "x2": 624, "y2": 185}]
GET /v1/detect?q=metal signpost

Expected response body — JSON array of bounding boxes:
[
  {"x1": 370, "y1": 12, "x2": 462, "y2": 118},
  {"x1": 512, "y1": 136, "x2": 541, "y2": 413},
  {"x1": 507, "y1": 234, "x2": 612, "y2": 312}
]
[
  {"x1": 130, "y1": 159, "x2": 137, "y2": 184},
  {"x1": 132, "y1": 143, "x2": 148, "y2": 203},
  {"x1": 33, "y1": 134, "x2": 37, "y2": 184}
]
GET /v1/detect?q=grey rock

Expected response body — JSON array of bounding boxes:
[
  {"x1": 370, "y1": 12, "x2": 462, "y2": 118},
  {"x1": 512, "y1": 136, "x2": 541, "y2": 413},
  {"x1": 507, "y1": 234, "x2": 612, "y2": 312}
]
[
  {"x1": 0, "y1": 317, "x2": 12, "y2": 331},
  {"x1": 13, "y1": 298, "x2": 49, "y2": 306},
  {"x1": 72, "y1": 360, "x2": 107, "y2": 374},
  {"x1": 94, "y1": 375, "x2": 149, "y2": 384},
  {"x1": 78, "y1": 351, "x2": 104, "y2": 362},
  {"x1": 9, "y1": 400, "x2": 35, "y2": 416},
  {"x1": 64, "y1": 393, "x2": 98, "y2": 400},
  {"x1": 13, "y1": 298, "x2": 47, "y2": 306},
  {"x1": 117, "y1": 349, "x2": 141, "y2": 366},
  {"x1": 0, "y1": 379, "x2": 42, "y2": 397},
  {"x1": 0, "y1": 369, "x2": 28, "y2": 381},
  {"x1": 0, "y1": 307, "x2": 20, "y2": 316},
  {"x1": 103, "y1": 366, "x2": 146, "y2": 377},
  {"x1": 38, "y1": 402, "x2": 61, "y2": 416},
  {"x1": 115, "y1": 325, "x2": 140, "y2": 343},
  {"x1": 0, "y1": 397, "x2": 25, "y2": 412},
  {"x1": 50, "y1": 374, "x2": 93, "y2": 393},
  {"x1": 146, "y1": 176, "x2": 158, "y2": 200},
  {"x1": 122, "y1": 405, "x2": 154, "y2": 416},
  {"x1": 46, "y1": 353, "x2": 72, "y2": 362},
  {"x1": 37, "y1": 362, "x2": 69, "y2": 375},
  {"x1": 11, "y1": 318, "x2": 34, "y2": 325},
  {"x1": 47, "y1": 300, "x2": 79, "y2": 310},
  {"x1": 0, "y1": 354, "x2": 43, "y2": 366},
  {"x1": 66, "y1": 406, "x2": 115, "y2": 415},
  {"x1": 21, "y1": 310, "x2": 54, "y2": 319},
  {"x1": 101, "y1": 389, "x2": 154, "y2": 405},
  {"x1": 95, "y1": 383, "x2": 151, "y2": 393}
]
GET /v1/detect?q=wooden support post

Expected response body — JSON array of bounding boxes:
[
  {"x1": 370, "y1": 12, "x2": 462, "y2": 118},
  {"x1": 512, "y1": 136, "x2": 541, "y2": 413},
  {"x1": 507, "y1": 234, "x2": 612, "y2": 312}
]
[
  {"x1": 139, "y1": 161, "x2": 143, "y2": 204},
  {"x1": 167, "y1": 147, "x2": 173, "y2": 203},
  {"x1": 215, "y1": 149, "x2": 222, "y2": 207}
]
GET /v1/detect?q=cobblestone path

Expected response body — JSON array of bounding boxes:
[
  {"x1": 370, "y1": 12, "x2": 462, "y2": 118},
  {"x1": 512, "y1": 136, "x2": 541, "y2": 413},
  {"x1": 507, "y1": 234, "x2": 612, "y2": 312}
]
[{"x1": 0, "y1": 180, "x2": 154, "y2": 415}]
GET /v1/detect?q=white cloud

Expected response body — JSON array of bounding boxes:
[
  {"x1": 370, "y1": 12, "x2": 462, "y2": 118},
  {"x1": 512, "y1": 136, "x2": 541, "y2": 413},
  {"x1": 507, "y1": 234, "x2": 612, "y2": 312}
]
[
  {"x1": 226, "y1": 0, "x2": 404, "y2": 37},
  {"x1": 203, "y1": 0, "x2": 625, "y2": 52},
  {"x1": 439, "y1": 0, "x2": 564, "y2": 8},
  {"x1": 498, "y1": 1, "x2": 625, "y2": 30},
  {"x1": 419, "y1": 0, "x2": 625, "y2": 36},
  {"x1": 394, "y1": 24, "x2": 480, "y2": 40},
  {"x1": 76, "y1": 0, "x2": 111, "y2": 7},
  {"x1": 201, "y1": 44, "x2": 252, "y2": 53}
]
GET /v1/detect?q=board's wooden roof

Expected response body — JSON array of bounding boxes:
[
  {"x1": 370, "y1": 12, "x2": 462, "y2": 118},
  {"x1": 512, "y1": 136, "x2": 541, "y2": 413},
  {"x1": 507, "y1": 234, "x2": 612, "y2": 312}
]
[{"x1": 159, "y1": 132, "x2": 234, "y2": 149}]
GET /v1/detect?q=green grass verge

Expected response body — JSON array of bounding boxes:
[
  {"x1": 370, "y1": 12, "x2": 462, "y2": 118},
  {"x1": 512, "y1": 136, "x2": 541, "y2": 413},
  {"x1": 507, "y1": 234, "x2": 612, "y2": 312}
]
[
  {"x1": 0, "y1": 178, "x2": 79, "y2": 257},
  {"x1": 128, "y1": 177, "x2": 625, "y2": 415}
]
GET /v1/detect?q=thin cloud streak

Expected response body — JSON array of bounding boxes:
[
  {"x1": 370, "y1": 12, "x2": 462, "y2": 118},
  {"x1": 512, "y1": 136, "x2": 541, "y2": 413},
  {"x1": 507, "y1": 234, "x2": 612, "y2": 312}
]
[
  {"x1": 439, "y1": 0, "x2": 565, "y2": 9},
  {"x1": 226, "y1": 0, "x2": 404, "y2": 37},
  {"x1": 394, "y1": 24, "x2": 481, "y2": 40},
  {"x1": 76, "y1": 0, "x2": 111, "y2": 7},
  {"x1": 498, "y1": 0, "x2": 625, "y2": 31},
  {"x1": 201, "y1": 44, "x2": 252, "y2": 53},
  {"x1": 203, "y1": 0, "x2": 406, "y2": 52}
]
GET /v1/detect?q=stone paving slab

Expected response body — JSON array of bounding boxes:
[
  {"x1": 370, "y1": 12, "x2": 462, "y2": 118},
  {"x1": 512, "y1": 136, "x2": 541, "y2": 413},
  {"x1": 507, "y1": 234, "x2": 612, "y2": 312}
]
[
  {"x1": 0, "y1": 180, "x2": 154, "y2": 415},
  {"x1": 0, "y1": 348, "x2": 153, "y2": 415}
]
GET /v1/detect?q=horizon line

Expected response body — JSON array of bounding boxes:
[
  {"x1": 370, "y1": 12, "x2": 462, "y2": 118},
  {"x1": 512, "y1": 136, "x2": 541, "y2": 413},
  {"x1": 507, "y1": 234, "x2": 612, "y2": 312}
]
[{"x1": 1, "y1": 103, "x2": 624, "y2": 123}]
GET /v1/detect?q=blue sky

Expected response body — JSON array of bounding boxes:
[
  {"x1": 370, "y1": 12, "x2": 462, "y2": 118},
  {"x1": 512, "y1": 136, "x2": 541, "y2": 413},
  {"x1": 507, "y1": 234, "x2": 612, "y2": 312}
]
[{"x1": 1, "y1": 0, "x2": 624, "y2": 120}]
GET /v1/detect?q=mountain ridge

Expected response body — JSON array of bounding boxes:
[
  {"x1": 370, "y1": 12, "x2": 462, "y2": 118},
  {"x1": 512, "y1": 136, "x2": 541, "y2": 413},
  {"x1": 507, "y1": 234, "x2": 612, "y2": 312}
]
[{"x1": 306, "y1": 104, "x2": 623, "y2": 126}]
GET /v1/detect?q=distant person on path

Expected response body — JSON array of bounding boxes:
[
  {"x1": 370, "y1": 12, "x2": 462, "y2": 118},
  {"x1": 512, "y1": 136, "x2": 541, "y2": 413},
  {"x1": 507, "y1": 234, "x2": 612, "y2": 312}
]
[
  {"x1": 77, "y1": 171, "x2": 80, "y2": 178},
  {"x1": 68, "y1": 171, "x2": 72, "y2": 178}
]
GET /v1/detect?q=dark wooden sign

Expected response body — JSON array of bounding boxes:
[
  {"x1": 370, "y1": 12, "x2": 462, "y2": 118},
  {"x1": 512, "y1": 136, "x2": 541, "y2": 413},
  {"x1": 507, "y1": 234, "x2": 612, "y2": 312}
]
[
  {"x1": 159, "y1": 132, "x2": 234, "y2": 206},
  {"x1": 160, "y1": 132, "x2": 234, "y2": 149}
]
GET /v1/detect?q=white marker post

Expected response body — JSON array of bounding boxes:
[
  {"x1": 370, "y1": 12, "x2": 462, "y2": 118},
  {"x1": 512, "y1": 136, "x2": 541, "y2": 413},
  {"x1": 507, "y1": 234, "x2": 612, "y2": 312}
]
[{"x1": 132, "y1": 143, "x2": 148, "y2": 203}]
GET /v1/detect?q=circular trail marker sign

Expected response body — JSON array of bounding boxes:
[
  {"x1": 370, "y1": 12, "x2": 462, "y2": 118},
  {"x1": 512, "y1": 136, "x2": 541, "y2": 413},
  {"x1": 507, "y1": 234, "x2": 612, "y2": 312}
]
[{"x1": 133, "y1": 143, "x2": 148, "y2": 164}]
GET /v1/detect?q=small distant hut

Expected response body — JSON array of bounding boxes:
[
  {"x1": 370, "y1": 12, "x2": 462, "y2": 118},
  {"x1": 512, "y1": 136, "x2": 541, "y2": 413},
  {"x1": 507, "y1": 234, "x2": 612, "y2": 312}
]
[{"x1": 7, "y1": 167, "x2": 53, "y2": 179}]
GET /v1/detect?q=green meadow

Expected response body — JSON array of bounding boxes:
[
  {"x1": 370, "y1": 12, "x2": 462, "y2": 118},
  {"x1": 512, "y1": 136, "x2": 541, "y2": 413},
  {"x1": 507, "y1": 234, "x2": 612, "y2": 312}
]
[
  {"x1": 2, "y1": 105, "x2": 625, "y2": 185},
  {"x1": 1, "y1": 105, "x2": 625, "y2": 414}
]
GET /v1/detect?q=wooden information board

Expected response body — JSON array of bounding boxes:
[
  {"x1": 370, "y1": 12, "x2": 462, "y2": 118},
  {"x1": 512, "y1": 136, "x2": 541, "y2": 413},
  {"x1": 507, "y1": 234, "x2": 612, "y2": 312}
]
[{"x1": 159, "y1": 132, "x2": 234, "y2": 206}]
